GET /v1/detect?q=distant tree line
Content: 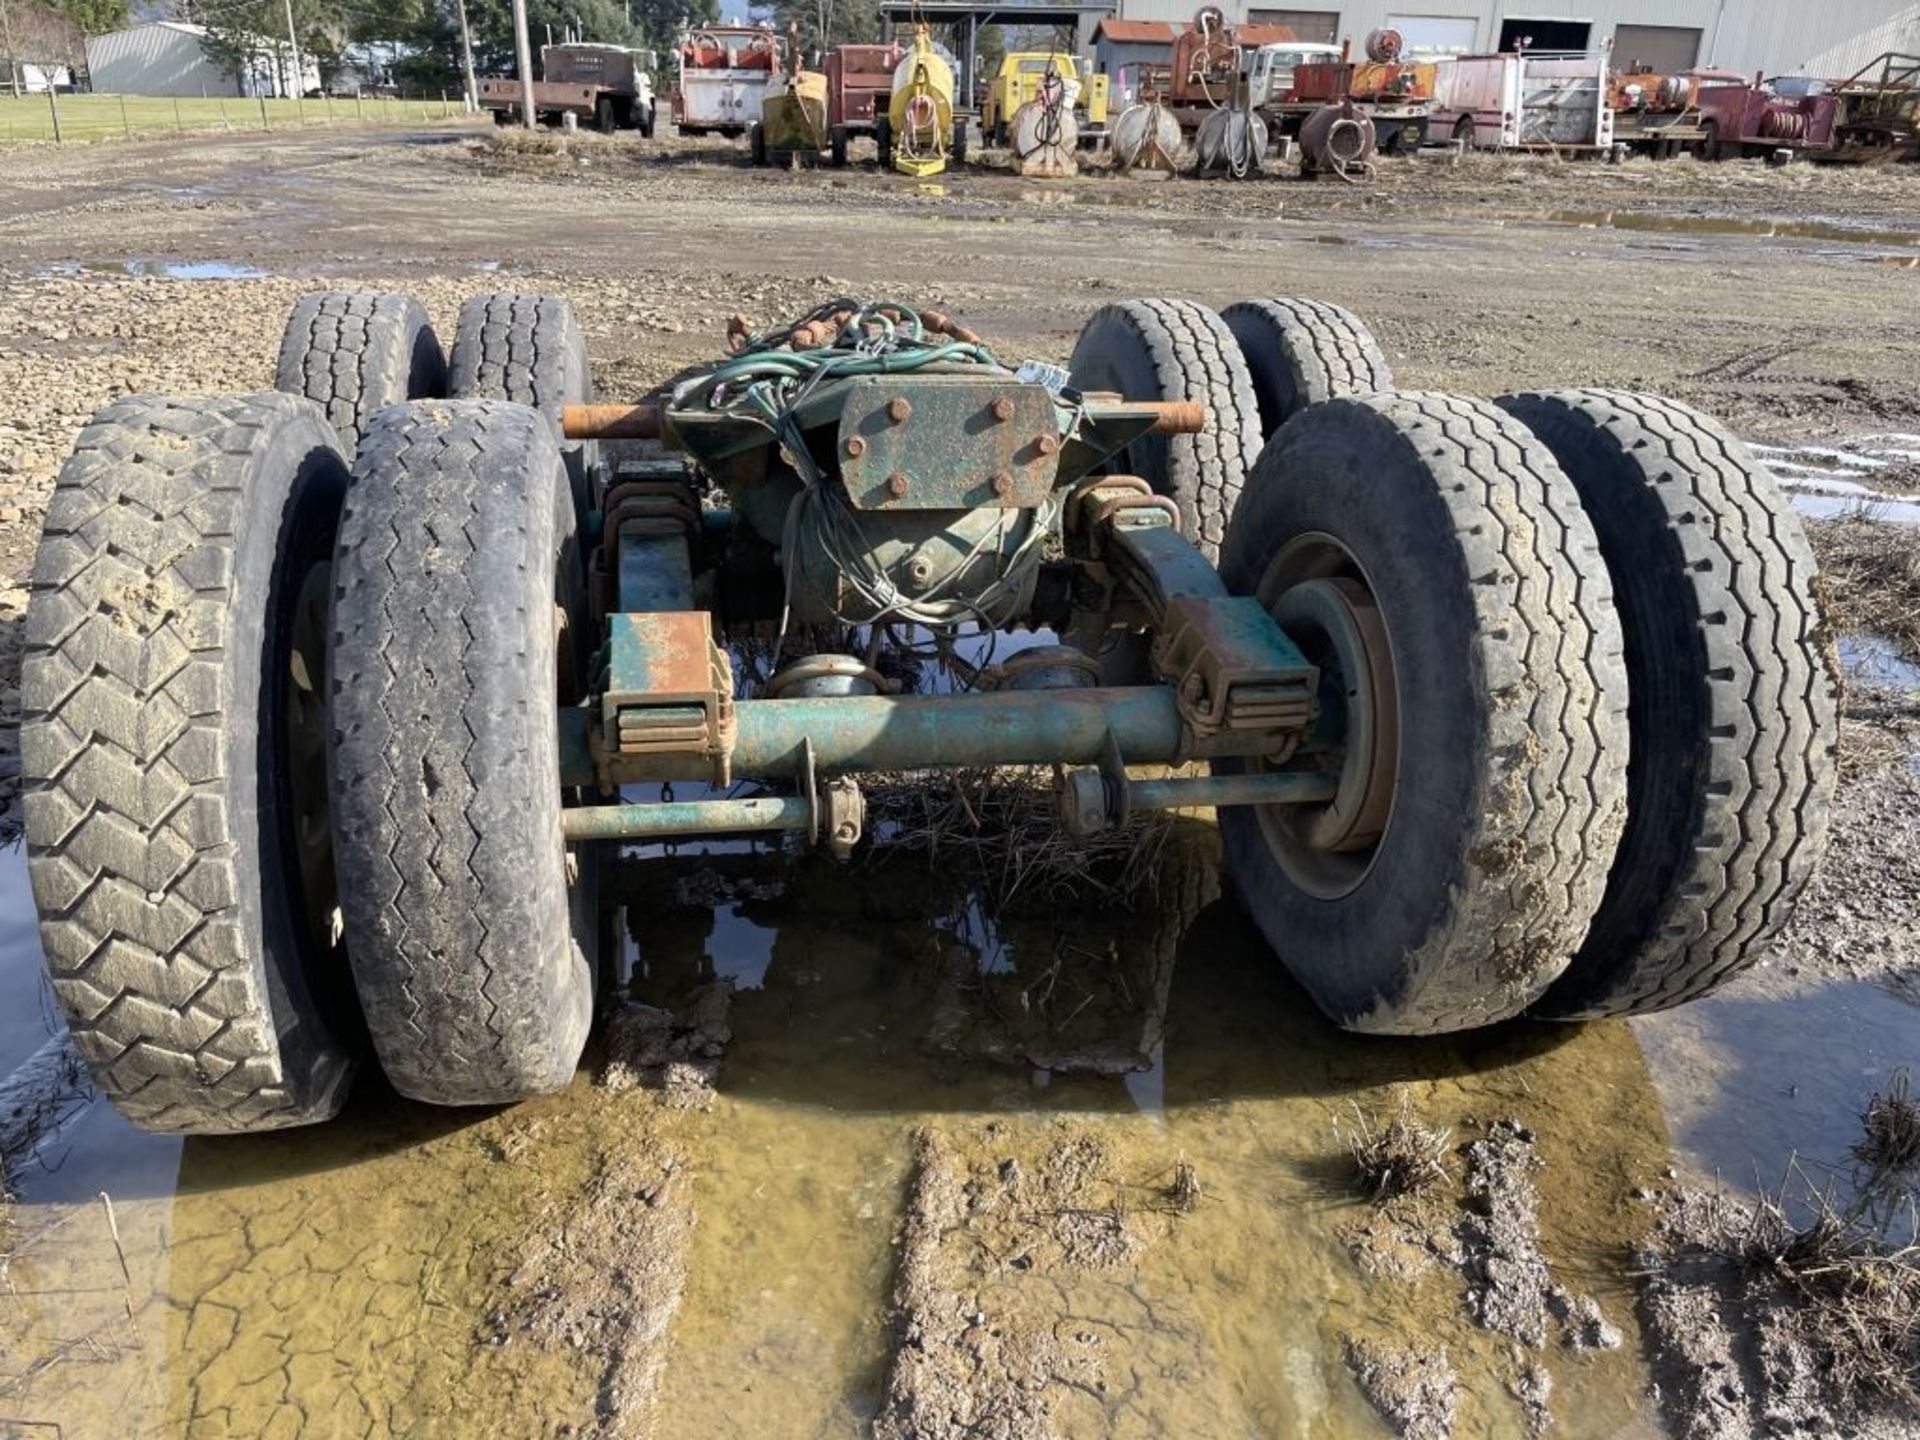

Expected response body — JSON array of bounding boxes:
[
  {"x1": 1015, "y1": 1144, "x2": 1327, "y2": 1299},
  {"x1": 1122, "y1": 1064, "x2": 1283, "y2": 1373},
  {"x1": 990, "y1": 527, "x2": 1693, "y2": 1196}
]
[{"x1": 1, "y1": 0, "x2": 725, "y2": 98}]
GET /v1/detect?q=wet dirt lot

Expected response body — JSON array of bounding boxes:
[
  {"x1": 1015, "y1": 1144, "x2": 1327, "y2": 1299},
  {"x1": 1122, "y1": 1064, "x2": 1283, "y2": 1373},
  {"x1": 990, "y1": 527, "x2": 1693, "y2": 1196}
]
[{"x1": 1, "y1": 124, "x2": 1917, "y2": 1438}]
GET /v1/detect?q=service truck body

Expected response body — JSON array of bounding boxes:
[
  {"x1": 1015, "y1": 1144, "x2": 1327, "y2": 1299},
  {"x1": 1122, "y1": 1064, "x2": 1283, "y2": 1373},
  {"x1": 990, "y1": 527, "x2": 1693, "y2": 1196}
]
[{"x1": 1431, "y1": 50, "x2": 1613, "y2": 151}]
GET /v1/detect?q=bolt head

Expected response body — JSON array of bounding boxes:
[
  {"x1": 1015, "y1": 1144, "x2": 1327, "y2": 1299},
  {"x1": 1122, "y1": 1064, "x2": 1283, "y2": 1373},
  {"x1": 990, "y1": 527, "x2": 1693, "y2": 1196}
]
[
  {"x1": 886, "y1": 472, "x2": 910, "y2": 497},
  {"x1": 1035, "y1": 434, "x2": 1059, "y2": 456},
  {"x1": 886, "y1": 396, "x2": 912, "y2": 423},
  {"x1": 845, "y1": 435, "x2": 867, "y2": 457},
  {"x1": 990, "y1": 397, "x2": 1015, "y2": 422},
  {"x1": 991, "y1": 471, "x2": 1014, "y2": 498}
]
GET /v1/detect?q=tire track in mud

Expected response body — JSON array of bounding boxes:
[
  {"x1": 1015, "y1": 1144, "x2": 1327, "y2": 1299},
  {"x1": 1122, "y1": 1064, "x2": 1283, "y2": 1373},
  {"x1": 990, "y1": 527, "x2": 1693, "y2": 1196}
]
[{"x1": 874, "y1": 1122, "x2": 1204, "y2": 1440}]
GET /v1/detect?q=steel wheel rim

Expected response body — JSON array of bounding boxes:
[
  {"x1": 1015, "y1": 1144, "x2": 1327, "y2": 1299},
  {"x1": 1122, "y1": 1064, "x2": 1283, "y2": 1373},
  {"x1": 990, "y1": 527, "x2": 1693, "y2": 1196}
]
[
  {"x1": 1253, "y1": 532, "x2": 1401, "y2": 901},
  {"x1": 286, "y1": 560, "x2": 338, "y2": 949}
]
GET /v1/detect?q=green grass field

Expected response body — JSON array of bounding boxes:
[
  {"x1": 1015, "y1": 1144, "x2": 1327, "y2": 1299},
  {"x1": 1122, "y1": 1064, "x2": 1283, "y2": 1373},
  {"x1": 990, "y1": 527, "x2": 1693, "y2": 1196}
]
[{"x1": 0, "y1": 93, "x2": 468, "y2": 143}]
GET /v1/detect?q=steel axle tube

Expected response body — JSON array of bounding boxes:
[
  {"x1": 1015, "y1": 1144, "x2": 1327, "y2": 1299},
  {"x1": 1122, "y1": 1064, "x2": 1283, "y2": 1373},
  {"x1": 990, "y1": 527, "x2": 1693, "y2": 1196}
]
[
  {"x1": 559, "y1": 767, "x2": 1339, "y2": 841},
  {"x1": 561, "y1": 686, "x2": 1198, "y2": 787}
]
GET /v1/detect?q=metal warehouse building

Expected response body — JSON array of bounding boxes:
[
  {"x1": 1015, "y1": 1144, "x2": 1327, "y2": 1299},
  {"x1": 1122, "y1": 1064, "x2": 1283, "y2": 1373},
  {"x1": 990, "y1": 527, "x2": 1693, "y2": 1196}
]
[
  {"x1": 85, "y1": 20, "x2": 320, "y2": 98},
  {"x1": 1103, "y1": 1, "x2": 1920, "y2": 79},
  {"x1": 86, "y1": 23, "x2": 242, "y2": 97}
]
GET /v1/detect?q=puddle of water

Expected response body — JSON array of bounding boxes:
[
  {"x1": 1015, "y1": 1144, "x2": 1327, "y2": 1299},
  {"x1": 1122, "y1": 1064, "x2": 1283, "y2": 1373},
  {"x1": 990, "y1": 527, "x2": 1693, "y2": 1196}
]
[
  {"x1": 0, "y1": 814, "x2": 1912, "y2": 1434},
  {"x1": 0, "y1": 842, "x2": 56, "y2": 1070},
  {"x1": 1548, "y1": 208, "x2": 1920, "y2": 249},
  {"x1": 1839, "y1": 632, "x2": 1920, "y2": 691},
  {"x1": 40, "y1": 259, "x2": 268, "y2": 281},
  {"x1": 1789, "y1": 490, "x2": 1920, "y2": 525},
  {"x1": 1633, "y1": 971, "x2": 1920, "y2": 1194},
  {"x1": 1753, "y1": 434, "x2": 1920, "y2": 524}
]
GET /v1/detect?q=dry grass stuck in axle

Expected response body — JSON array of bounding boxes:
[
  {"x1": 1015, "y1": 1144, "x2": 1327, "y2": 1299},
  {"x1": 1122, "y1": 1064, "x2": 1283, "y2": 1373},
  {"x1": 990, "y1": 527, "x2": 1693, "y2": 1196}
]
[{"x1": 862, "y1": 765, "x2": 1173, "y2": 908}]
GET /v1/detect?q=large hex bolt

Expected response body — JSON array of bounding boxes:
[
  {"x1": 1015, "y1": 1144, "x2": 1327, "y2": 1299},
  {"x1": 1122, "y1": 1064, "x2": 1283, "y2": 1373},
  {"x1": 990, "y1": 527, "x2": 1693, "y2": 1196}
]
[
  {"x1": 823, "y1": 778, "x2": 866, "y2": 860},
  {"x1": 1055, "y1": 767, "x2": 1117, "y2": 837}
]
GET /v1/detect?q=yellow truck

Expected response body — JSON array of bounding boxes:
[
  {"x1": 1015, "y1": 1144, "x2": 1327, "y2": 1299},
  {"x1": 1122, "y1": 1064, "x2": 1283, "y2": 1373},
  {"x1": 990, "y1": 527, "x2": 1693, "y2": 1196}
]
[{"x1": 981, "y1": 52, "x2": 1110, "y2": 147}]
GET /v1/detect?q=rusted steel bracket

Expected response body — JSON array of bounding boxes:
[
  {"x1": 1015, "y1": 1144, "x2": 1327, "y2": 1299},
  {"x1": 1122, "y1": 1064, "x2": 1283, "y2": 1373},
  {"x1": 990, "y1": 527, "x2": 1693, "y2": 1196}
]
[
  {"x1": 1151, "y1": 596, "x2": 1317, "y2": 742},
  {"x1": 1074, "y1": 475, "x2": 1318, "y2": 749},
  {"x1": 600, "y1": 611, "x2": 737, "y2": 790}
]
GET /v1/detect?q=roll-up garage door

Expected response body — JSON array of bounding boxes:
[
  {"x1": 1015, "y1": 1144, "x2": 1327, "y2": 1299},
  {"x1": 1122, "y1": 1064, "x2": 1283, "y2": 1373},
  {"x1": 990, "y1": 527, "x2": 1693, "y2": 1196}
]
[
  {"x1": 1385, "y1": 14, "x2": 1479, "y2": 55},
  {"x1": 1613, "y1": 24, "x2": 1702, "y2": 72},
  {"x1": 1247, "y1": 9, "x2": 1342, "y2": 43}
]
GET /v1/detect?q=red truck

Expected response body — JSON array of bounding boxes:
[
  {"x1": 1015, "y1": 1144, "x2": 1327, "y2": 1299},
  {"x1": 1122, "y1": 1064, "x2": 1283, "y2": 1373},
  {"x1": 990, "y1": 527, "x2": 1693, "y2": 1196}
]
[
  {"x1": 1693, "y1": 78, "x2": 1840, "y2": 159},
  {"x1": 478, "y1": 44, "x2": 657, "y2": 134},
  {"x1": 824, "y1": 42, "x2": 905, "y2": 165}
]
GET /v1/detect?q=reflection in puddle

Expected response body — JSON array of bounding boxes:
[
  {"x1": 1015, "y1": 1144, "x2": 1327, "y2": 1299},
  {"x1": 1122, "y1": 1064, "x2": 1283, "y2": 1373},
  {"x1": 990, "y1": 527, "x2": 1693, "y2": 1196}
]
[
  {"x1": 40, "y1": 258, "x2": 268, "y2": 281},
  {"x1": 1635, "y1": 972, "x2": 1920, "y2": 1194},
  {"x1": 1840, "y1": 633, "x2": 1920, "y2": 691},
  {"x1": 1549, "y1": 208, "x2": 1920, "y2": 249},
  {"x1": 1752, "y1": 433, "x2": 1920, "y2": 526},
  {"x1": 0, "y1": 822, "x2": 1913, "y2": 1434}
]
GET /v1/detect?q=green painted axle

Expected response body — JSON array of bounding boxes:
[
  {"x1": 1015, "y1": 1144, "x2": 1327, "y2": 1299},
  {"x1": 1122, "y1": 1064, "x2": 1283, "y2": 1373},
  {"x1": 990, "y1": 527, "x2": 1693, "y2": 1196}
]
[
  {"x1": 561, "y1": 795, "x2": 811, "y2": 842},
  {"x1": 559, "y1": 686, "x2": 1197, "y2": 787},
  {"x1": 558, "y1": 768, "x2": 1340, "y2": 842}
]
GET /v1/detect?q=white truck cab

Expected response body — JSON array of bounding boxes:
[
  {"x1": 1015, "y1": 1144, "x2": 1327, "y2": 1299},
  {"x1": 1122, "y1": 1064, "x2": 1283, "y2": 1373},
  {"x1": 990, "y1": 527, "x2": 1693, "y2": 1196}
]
[{"x1": 1245, "y1": 42, "x2": 1344, "y2": 107}]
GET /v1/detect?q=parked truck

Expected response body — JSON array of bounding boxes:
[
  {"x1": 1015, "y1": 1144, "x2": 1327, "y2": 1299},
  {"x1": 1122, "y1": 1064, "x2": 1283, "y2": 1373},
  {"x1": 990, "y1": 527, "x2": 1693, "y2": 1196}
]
[
  {"x1": 825, "y1": 41, "x2": 904, "y2": 165},
  {"x1": 477, "y1": 43, "x2": 657, "y2": 134},
  {"x1": 1608, "y1": 67, "x2": 1743, "y2": 157},
  {"x1": 673, "y1": 24, "x2": 781, "y2": 138},
  {"x1": 1692, "y1": 77, "x2": 1840, "y2": 160},
  {"x1": 1284, "y1": 55, "x2": 1438, "y2": 152},
  {"x1": 981, "y1": 52, "x2": 1110, "y2": 148},
  {"x1": 1430, "y1": 49, "x2": 1614, "y2": 152}
]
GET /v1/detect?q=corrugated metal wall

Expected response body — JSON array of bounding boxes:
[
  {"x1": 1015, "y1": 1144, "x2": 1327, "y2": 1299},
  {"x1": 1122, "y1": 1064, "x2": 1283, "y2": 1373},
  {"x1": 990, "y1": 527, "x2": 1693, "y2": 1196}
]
[
  {"x1": 85, "y1": 25, "x2": 242, "y2": 97},
  {"x1": 1113, "y1": 0, "x2": 1920, "y2": 78}
]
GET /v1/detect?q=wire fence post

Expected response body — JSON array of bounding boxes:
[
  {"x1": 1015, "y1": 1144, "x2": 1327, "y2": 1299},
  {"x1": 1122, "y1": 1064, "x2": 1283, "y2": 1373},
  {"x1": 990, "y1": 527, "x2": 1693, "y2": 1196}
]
[
  {"x1": 119, "y1": 91, "x2": 131, "y2": 140},
  {"x1": 46, "y1": 84, "x2": 60, "y2": 143},
  {"x1": 323, "y1": 91, "x2": 332, "y2": 124},
  {"x1": 258, "y1": 90, "x2": 269, "y2": 130},
  {"x1": 173, "y1": 96, "x2": 184, "y2": 133},
  {"x1": 354, "y1": 90, "x2": 363, "y2": 123}
]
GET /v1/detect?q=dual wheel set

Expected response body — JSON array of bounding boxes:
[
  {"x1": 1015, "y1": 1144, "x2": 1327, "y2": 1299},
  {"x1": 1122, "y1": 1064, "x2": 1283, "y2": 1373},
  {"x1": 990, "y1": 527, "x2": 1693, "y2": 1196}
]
[
  {"x1": 1069, "y1": 297, "x2": 1836, "y2": 1036},
  {"x1": 18, "y1": 290, "x2": 1837, "y2": 1136},
  {"x1": 22, "y1": 291, "x2": 604, "y2": 1132}
]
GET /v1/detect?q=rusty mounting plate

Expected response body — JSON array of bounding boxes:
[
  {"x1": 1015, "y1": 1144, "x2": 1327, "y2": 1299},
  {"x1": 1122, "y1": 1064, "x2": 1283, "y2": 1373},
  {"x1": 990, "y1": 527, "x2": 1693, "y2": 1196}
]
[
  {"x1": 602, "y1": 611, "x2": 736, "y2": 785},
  {"x1": 837, "y1": 375, "x2": 1061, "y2": 510}
]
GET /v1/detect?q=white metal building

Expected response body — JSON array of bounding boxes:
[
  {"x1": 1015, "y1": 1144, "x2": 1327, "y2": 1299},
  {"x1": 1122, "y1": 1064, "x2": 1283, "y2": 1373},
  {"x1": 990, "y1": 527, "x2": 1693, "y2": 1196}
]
[
  {"x1": 1108, "y1": 1, "x2": 1920, "y2": 79},
  {"x1": 86, "y1": 21, "x2": 322, "y2": 97},
  {"x1": 87, "y1": 22, "x2": 240, "y2": 96}
]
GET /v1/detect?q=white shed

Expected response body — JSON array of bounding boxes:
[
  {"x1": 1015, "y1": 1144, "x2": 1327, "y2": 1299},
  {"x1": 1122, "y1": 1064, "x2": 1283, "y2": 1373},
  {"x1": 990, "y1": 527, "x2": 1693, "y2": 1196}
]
[{"x1": 86, "y1": 22, "x2": 240, "y2": 97}]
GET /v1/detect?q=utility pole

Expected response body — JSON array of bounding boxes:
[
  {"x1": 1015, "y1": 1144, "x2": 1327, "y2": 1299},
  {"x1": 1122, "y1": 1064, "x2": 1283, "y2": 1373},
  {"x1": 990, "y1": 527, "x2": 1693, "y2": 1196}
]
[
  {"x1": 511, "y1": 0, "x2": 536, "y2": 130},
  {"x1": 453, "y1": 0, "x2": 478, "y2": 110},
  {"x1": 282, "y1": 0, "x2": 303, "y2": 105},
  {"x1": 1, "y1": 0, "x2": 22, "y2": 100}
]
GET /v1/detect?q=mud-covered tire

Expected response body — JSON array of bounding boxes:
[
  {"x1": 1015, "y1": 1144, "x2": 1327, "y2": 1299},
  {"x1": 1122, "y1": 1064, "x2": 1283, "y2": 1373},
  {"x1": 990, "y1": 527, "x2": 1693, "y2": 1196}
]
[
  {"x1": 1496, "y1": 390, "x2": 1838, "y2": 1018},
  {"x1": 749, "y1": 121, "x2": 768, "y2": 165},
  {"x1": 274, "y1": 291, "x2": 447, "y2": 452},
  {"x1": 448, "y1": 292, "x2": 597, "y2": 531},
  {"x1": 1068, "y1": 299, "x2": 1262, "y2": 561},
  {"x1": 1219, "y1": 298, "x2": 1393, "y2": 441},
  {"x1": 327, "y1": 400, "x2": 591, "y2": 1105},
  {"x1": 21, "y1": 394, "x2": 359, "y2": 1132},
  {"x1": 1215, "y1": 393, "x2": 1630, "y2": 1034}
]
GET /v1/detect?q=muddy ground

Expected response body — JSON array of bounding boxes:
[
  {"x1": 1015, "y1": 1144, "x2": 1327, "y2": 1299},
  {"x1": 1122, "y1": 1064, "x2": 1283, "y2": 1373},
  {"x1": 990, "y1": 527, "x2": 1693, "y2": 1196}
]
[{"x1": 1, "y1": 123, "x2": 1918, "y2": 1439}]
